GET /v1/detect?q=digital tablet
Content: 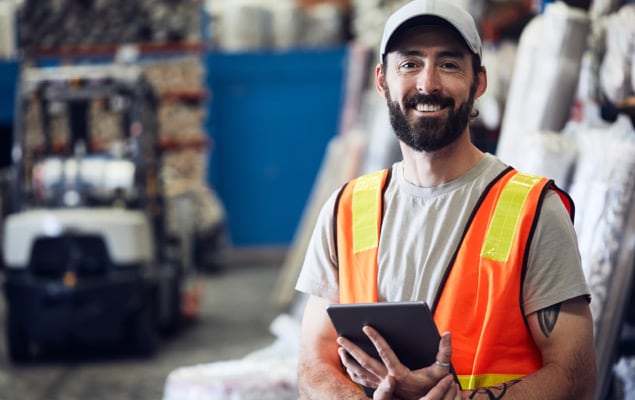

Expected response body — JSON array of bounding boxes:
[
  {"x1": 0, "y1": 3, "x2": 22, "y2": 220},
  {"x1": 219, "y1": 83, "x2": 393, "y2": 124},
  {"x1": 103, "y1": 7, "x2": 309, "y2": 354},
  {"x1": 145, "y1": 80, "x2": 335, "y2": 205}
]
[{"x1": 327, "y1": 302, "x2": 458, "y2": 383}]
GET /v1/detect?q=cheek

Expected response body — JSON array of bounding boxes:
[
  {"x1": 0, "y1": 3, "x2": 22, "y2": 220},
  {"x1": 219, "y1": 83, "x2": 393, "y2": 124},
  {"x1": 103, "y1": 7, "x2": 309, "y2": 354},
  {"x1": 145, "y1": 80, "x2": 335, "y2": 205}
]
[
  {"x1": 386, "y1": 84, "x2": 412, "y2": 105},
  {"x1": 442, "y1": 77, "x2": 475, "y2": 101}
]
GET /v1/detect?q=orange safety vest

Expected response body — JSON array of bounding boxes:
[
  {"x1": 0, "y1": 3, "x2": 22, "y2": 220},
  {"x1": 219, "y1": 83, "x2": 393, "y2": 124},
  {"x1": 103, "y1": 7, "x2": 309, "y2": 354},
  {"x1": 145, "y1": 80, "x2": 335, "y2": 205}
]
[{"x1": 334, "y1": 167, "x2": 574, "y2": 390}]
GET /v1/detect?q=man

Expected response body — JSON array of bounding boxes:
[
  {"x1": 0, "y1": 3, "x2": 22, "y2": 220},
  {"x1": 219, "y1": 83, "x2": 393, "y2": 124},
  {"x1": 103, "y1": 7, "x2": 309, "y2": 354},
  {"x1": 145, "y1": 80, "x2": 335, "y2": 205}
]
[{"x1": 295, "y1": 0, "x2": 596, "y2": 399}]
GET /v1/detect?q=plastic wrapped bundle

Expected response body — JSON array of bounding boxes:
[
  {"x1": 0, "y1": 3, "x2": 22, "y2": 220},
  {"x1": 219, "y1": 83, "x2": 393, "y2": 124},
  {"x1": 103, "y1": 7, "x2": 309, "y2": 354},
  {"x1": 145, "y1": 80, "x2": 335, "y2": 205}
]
[
  {"x1": 598, "y1": 4, "x2": 635, "y2": 104},
  {"x1": 214, "y1": 1, "x2": 273, "y2": 51},
  {"x1": 0, "y1": 1, "x2": 17, "y2": 58},
  {"x1": 302, "y1": 3, "x2": 347, "y2": 48},
  {"x1": 351, "y1": 0, "x2": 482, "y2": 57},
  {"x1": 162, "y1": 314, "x2": 300, "y2": 400},
  {"x1": 504, "y1": 130, "x2": 577, "y2": 191},
  {"x1": 497, "y1": 2, "x2": 590, "y2": 164},
  {"x1": 568, "y1": 115, "x2": 635, "y2": 280},
  {"x1": 208, "y1": 0, "x2": 347, "y2": 52},
  {"x1": 615, "y1": 352, "x2": 635, "y2": 400},
  {"x1": 163, "y1": 358, "x2": 297, "y2": 400},
  {"x1": 351, "y1": 0, "x2": 406, "y2": 51},
  {"x1": 566, "y1": 115, "x2": 635, "y2": 400}
]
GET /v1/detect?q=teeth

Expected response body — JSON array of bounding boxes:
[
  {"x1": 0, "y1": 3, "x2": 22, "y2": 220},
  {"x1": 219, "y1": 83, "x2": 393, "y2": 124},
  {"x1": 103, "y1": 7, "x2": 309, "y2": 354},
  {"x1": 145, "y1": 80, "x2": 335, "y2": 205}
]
[{"x1": 416, "y1": 103, "x2": 441, "y2": 112}]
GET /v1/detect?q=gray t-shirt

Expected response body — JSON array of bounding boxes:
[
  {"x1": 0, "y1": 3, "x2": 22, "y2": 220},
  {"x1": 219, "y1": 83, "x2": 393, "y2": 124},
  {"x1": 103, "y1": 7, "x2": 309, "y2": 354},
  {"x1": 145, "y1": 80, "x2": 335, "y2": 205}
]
[{"x1": 295, "y1": 153, "x2": 590, "y2": 315}]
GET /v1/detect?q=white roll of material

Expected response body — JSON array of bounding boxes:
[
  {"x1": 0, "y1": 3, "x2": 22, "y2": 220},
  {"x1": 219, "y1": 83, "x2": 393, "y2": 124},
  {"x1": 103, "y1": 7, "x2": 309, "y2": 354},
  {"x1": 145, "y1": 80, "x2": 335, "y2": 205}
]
[
  {"x1": 162, "y1": 314, "x2": 301, "y2": 400},
  {"x1": 216, "y1": 0, "x2": 273, "y2": 52},
  {"x1": 599, "y1": 4, "x2": 635, "y2": 103},
  {"x1": 0, "y1": 0, "x2": 17, "y2": 59},
  {"x1": 497, "y1": 2, "x2": 590, "y2": 165},
  {"x1": 270, "y1": 0, "x2": 304, "y2": 50}
]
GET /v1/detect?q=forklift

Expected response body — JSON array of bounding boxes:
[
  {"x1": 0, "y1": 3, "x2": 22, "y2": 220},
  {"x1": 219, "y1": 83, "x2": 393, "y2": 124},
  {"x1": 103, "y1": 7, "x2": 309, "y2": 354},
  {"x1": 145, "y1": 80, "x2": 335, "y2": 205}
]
[{"x1": 2, "y1": 63, "x2": 185, "y2": 362}]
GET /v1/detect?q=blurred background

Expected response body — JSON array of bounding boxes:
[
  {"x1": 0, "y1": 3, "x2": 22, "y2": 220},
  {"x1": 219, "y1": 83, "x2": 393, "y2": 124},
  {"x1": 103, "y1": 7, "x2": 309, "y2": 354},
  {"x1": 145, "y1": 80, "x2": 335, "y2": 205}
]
[{"x1": 0, "y1": 0, "x2": 635, "y2": 399}]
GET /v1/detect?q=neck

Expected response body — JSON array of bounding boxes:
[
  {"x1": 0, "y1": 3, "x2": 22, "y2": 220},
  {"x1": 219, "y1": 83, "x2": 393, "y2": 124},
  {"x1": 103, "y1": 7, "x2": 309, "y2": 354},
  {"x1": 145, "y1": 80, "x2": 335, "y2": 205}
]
[{"x1": 400, "y1": 133, "x2": 484, "y2": 187}]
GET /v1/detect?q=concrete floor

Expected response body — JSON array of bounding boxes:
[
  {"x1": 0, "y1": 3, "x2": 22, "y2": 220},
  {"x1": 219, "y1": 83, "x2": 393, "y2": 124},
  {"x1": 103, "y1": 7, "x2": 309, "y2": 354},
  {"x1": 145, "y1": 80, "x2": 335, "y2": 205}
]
[{"x1": 0, "y1": 260, "x2": 292, "y2": 400}]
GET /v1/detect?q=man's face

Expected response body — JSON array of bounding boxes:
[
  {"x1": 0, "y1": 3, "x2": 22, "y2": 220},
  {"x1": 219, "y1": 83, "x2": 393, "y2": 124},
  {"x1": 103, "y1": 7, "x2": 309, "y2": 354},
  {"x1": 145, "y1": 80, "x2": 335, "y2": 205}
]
[{"x1": 378, "y1": 25, "x2": 484, "y2": 153}]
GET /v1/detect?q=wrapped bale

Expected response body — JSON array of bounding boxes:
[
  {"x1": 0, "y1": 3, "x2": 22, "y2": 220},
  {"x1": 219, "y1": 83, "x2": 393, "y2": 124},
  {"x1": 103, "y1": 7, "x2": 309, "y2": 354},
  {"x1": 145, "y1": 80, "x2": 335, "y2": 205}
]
[{"x1": 497, "y1": 2, "x2": 590, "y2": 164}]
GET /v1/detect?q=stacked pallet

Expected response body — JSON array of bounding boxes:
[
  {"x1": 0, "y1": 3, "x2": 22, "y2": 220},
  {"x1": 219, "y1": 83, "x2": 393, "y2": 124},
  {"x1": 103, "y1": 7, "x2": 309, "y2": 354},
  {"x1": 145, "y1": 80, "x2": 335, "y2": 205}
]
[{"x1": 18, "y1": 0, "x2": 200, "y2": 54}]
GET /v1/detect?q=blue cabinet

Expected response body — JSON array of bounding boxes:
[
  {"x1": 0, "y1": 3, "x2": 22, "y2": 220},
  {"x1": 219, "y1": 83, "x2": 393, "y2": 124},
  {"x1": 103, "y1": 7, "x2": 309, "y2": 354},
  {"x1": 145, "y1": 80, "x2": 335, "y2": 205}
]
[
  {"x1": 205, "y1": 47, "x2": 348, "y2": 247},
  {"x1": 0, "y1": 60, "x2": 19, "y2": 123}
]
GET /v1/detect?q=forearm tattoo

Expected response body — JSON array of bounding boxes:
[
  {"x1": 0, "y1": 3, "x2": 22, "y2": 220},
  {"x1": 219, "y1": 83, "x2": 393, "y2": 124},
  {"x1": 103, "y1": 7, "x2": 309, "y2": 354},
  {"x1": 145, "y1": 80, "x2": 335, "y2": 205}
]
[
  {"x1": 467, "y1": 379, "x2": 521, "y2": 399},
  {"x1": 537, "y1": 303, "x2": 561, "y2": 338}
]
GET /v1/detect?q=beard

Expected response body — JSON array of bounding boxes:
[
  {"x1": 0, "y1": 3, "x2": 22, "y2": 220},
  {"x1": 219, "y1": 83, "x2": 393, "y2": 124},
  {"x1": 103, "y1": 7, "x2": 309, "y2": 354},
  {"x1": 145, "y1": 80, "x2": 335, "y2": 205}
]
[{"x1": 385, "y1": 88, "x2": 474, "y2": 153}]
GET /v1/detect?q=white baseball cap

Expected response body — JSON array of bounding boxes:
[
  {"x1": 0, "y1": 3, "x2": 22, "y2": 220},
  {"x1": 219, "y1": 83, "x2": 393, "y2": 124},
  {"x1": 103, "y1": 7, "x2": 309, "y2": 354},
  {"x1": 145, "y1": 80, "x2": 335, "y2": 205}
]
[{"x1": 379, "y1": 0, "x2": 482, "y2": 63}]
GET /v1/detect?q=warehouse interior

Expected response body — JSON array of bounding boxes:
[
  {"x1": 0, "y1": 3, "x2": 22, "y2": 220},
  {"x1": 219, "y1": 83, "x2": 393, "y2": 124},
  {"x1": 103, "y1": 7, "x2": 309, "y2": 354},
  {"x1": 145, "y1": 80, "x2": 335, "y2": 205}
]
[{"x1": 1, "y1": 0, "x2": 635, "y2": 399}]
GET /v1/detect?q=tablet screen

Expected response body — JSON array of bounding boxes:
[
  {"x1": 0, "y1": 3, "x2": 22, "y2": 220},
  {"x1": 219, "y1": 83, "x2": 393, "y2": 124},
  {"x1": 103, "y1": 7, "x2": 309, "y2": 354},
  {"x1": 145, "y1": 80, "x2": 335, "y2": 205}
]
[{"x1": 327, "y1": 301, "x2": 443, "y2": 372}]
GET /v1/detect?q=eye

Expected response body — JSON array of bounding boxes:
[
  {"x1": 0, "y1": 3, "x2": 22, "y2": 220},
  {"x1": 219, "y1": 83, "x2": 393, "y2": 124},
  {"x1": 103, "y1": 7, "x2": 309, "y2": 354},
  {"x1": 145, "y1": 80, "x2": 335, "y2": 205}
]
[
  {"x1": 440, "y1": 61, "x2": 459, "y2": 70},
  {"x1": 398, "y1": 60, "x2": 420, "y2": 72}
]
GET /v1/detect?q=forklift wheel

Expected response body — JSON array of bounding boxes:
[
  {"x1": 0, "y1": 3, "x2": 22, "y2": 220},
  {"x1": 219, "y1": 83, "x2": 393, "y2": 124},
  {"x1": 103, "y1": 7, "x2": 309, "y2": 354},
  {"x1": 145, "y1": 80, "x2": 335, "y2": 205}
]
[
  {"x1": 163, "y1": 277, "x2": 183, "y2": 336},
  {"x1": 129, "y1": 303, "x2": 159, "y2": 357},
  {"x1": 7, "y1": 311, "x2": 30, "y2": 363}
]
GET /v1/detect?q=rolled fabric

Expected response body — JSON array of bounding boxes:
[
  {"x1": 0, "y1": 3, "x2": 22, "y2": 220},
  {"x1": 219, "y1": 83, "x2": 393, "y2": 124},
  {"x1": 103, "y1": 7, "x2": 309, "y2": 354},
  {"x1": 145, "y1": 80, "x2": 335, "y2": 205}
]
[
  {"x1": 599, "y1": 4, "x2": 635, "y2": 103},
  {"x1": 497, "y1": 2, "x2": 590, "y2": 164}
]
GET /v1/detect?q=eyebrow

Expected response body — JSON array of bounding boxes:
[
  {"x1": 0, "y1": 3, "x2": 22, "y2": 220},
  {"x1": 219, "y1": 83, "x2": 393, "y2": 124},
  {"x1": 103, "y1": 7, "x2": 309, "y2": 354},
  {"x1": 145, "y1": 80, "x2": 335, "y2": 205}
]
[{"x1": 396, "y1": 48, "x2": 467, "y2": 60}]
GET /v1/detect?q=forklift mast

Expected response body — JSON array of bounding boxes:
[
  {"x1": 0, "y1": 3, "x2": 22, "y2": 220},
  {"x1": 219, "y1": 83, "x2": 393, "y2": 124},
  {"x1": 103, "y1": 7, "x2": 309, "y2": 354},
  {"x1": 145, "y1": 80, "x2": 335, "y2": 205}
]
[{"x1": 9, "y1": 64, "x2": 165, "y2": 260}]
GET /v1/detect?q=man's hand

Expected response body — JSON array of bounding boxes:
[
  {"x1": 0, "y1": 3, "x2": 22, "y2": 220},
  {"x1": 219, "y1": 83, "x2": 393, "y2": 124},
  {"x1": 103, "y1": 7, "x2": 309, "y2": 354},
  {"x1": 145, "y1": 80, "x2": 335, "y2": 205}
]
[
  {"x1": 373, "y1": 375, "x2": 462, "y2": 400},
  {"x1": 337, "y1": 326, "x2": 458, "y2": 399}
]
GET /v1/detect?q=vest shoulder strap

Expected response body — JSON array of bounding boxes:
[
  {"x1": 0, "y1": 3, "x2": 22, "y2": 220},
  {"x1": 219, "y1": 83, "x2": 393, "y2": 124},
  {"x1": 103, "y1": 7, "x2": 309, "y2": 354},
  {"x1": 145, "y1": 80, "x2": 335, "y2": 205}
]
[{"x1": 335, "y1": 169, "x2": 391, "y2": 303}]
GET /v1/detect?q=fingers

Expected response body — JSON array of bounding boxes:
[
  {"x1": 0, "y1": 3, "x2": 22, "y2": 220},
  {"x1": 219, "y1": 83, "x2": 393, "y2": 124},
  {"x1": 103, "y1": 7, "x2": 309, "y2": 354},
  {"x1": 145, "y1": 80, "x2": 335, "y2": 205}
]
[
  {"x1": 362, "y1": 325, "x2": 408, "y2": 375},
  {"x1": 339, "y1": 326, "x2": 457, "y2": 400},
  {"x1": 337, "y1": 332, "x2": 387, "y2": 373},
  {"x1": 337, "y1": 325, "x2": 403, "y2": 389},
  {"x1": 338, "y1": 346, "x2": 382, "y2": 388},
  {"x1": 337, "y1": 331, "x2": 387, "y2": 389},
  {"x1": 419, "y1": 375, "x2": 462, "y2": 400}
]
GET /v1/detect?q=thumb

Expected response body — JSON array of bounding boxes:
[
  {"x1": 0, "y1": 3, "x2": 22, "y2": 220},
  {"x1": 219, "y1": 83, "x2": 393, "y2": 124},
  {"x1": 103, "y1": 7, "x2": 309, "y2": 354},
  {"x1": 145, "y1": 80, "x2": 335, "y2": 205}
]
[{"x1": 435, "y1": 332, "x2": 453, "y2": 367}]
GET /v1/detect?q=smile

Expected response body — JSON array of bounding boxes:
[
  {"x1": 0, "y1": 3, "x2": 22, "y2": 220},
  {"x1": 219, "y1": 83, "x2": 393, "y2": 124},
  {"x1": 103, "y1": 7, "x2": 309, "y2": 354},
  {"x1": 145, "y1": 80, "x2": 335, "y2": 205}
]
[{"x1": 415, "y1": 103, "x2": 443, "y2": 112}]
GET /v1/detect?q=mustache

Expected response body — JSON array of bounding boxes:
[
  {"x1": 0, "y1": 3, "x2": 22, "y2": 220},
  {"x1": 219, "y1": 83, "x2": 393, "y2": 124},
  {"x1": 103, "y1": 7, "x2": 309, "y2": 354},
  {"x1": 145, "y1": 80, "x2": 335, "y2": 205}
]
[{"x1": 404, "y1": 93, "x2": 454, "y2": 110}]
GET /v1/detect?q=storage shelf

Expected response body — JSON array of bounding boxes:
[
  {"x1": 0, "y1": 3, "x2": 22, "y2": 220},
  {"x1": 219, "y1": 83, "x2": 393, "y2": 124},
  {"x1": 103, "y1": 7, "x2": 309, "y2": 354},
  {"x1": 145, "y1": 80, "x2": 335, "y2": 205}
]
[
  {"x1": 24, "y1": 41, "x2": 204, "y2": 64},
  {"x1": 160, "y1": 90, "x2": 208, "y2": 104},
  {"x1": 159, "y1": 136, "x2": 209, "y2": 152},
  {"x1": 29, "y1": 135, "x2": 209, "y2": 156}
]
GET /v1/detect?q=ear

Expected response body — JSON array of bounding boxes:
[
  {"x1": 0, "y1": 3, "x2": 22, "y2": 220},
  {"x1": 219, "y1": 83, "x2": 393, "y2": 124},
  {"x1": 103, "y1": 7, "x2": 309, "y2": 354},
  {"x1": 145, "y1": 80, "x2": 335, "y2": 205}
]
[
  {"x1": 375, "y1": 63, "x2": 387, "y2": 97},
  {"x1": 474, "y1": 66, "x2": 487, "y2": 100}
]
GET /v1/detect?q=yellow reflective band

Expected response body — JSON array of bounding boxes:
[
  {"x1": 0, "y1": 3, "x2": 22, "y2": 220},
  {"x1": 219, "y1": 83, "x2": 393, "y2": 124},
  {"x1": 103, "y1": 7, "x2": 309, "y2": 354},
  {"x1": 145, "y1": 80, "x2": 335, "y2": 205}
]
[
  {"x1": 481, "y1": 173, "x2": 542, "y2": 261},
  {"x1": 351, "y1": 171, "x2": 384, "y2": 253},
  {"x1": 458, "y1": 373, "x2": 525, "y2": 390}
]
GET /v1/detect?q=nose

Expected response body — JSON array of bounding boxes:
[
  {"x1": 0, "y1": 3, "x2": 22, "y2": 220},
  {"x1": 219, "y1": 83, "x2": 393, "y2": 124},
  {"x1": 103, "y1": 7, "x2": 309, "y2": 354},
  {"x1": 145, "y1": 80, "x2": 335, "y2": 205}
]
[{"x1": 417, "y1": 65, "x2": 441, "y2": 94}]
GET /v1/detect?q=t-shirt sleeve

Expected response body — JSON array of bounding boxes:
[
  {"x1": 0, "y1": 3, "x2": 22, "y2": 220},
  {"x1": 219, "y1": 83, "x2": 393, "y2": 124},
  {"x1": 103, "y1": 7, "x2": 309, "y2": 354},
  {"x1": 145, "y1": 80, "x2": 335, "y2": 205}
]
[
  {"x1": 522, "y1": 190, "x2": 591, "y2": 316},
  {"x1": 294, "y1": 190, "x2": 341, "y2": 303}
]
